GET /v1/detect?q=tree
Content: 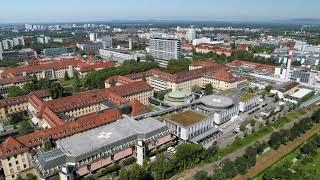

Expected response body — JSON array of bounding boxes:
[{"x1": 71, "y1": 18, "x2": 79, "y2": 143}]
[
  {"x1": 9, "y1": 113, "x2": 28, "y2": 125},
  {"x1": 239, "y1": 124, "x2": 246, "y2": 132},
  {"x1": 151, "y1": 154, "x2": 170, "y2": 179},
  {"x1": 64, "y1": 71, "x2": 70, "y2": 81},
  {"x1": 26, "y1": 173, "x2": 37, "y2": 180},
  {"x1": 43, "y1": 139, "x2": 54, "y2": 152},
  {"x1": 166, "y1": 59, "x2": 191, "y2": 74},
  {"x1": 250, "y1": 119, "x2": 256, "y2": 127},
  {"x1": 18, "y1": 120, "x2": 33, "y2": 135},
  {"x1": 110, "y1": 78, "x2": 117, "y2": 87},
  {"x1": 265, "y1": 85, "x2": 273, "y2": 92},
  {"x1": 73, "y1": 71, "x2": 81, "y2": 92},
  {"x1": 7, "y1": 86, "x2": 25, "y2": 97},
  {"x1": 204, "y1": 83, "x2": 213, "y2": 95},
  {"x1": 49, "y1": 82, "x2": 64, "y2": 99},
  {"x1": 119, "y1": 168, "x2": 129, "y2": 180},
  {"x1": 194, "y1": 171, "x2": 210, "y2": 180},
  {"x1": 191, "y1": 85, "x2": 202, "y2": 94},
  {"x1": 128, "y1": 164, "x2": 149, "y2": 180}
]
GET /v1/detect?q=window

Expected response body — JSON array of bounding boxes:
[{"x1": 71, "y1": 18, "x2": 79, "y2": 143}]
[
  {"x1": 16, "y1": 161, "x2": 19, "y2": 165},
  {"x1": 22, "y1": 158, "x2": 25, "y2": 163},
  {"x1": 9, "y1": 163, "x2": 12, "y2": 167},
  {"x1": 10, "y1": 168, "x2": 14, "y2": 173},
  {"x1": 17, "y1": 166, "x2": 20, "y2": 171},
  {"x1": 23, "y1": 164, "x2": 27, "y2": 169}
]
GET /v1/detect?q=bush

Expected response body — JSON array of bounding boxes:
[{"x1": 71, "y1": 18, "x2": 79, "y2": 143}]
[
  {"x1": 99, "y1": 164, "x2": 121, "y2": 176},
  {"x1": 121, "y1": 157, "x2": 136, "y2": 166}
]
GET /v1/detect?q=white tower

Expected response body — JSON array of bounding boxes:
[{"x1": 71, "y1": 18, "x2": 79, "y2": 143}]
[
  {"x1": 136, "y1": 140, "x2": 145, "y2": 166},
  {"x1": 129, "y1": 39, "x2": 133, "y2": 50},
  {"x1": 59, "y1": 165, "x2": 74, "y2": 180},
  {"x1": 285, "y1": 46, "x2": 294, "y2": 80},
  {"x1": 89, "y1": 33, "x2": 98, "y2": 41}
]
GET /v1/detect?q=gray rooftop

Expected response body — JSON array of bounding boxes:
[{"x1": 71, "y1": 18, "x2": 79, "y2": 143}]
[
  {"x1": 57, "y1": 117, "x2": 168, "y2": 157},
  {"x1": 36, "y1": 117, "x2": 169, "y2": 172},
  {"x1": 200, "y1": 94, "x2": 234, "y2": 109}
]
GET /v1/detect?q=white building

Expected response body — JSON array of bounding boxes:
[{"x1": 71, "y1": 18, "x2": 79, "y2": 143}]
[
  {"x1": 76, "y1": 41, "x2": 103, "y2": 54},
  {"x1": 12, "y1": 37, "x2": 25, "y2": 46},
  {"x1": 99, "y1": 48, "x2": 138, "y2": 63},
  {"x1": 97, "y1": 36, "x2": 112, "y2": 49},
  {"x1": 148, "y1": 37, "x2": 181, "y2": 67},
  {"x1": 89, "y1": 33, "x2": 98, "y2": 41},
  {"x1": 37, "y1": 36, "x2": 50, "y2": 44},
  {"x1": 0, "y1": 43, "x2": 3, "y2": 60},
  {"x1": 186, "y1": 29, "x2": 196, "y2": 41},
  {"x1": 2, "y1": 39, "x2": 14, "y2": 50}
]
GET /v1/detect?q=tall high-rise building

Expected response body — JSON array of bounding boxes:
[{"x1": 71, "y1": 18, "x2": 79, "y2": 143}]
[
  {"x1": 286, "y1": 46, "x2": 294, "y2": 80},
  {"x1": 2, "y1": 39, "x2": 14, "y2": 50},
  {"x1": 89, "y1": 33, "x2": 98, "y2": 41},
  {"x1": 186, "y1": 29, "x2": 196, "y2": 41},
  {"x1": 0, "y1": 43, "x2": 3, "y2": 60},
  {"x1": 97, "y1": 36, "x2": 112, "y2": 49},
  {"x1": 12, "y1": 37, "x2": 25, "y2": 46},
  {"x1": 148, "y1": 37, "x2": 181, "y2": 67},
  {"x1": 129, "y1": 39, "x2": 133, "y2": 50}
]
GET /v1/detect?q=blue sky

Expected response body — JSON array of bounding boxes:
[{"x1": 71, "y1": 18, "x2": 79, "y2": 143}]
[{"x1": 1, "y1": 0, "x2": 320, "y2": 23}]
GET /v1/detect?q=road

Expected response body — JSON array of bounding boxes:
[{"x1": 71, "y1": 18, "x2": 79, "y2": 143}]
[
  {"x1": 171, "y1": 108, "x2": 314, "y2": 180},
  {"x1": 216, "y1": 96, "x2": 276, "y2": 148},
  {"x1": 299, "y1": 95, "x2": 320, "y2": 109}
]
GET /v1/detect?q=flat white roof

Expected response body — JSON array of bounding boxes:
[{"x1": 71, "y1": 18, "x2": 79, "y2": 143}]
[{"x1": 290, "y1": 88, "x2": 313, "y2": 99}]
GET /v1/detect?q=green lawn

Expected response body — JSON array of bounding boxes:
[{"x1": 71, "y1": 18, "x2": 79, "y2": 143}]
[{"x1": 61, "y1": 79, "x2": 74, "y2": 87}]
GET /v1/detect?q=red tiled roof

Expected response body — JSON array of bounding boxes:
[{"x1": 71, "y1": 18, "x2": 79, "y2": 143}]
[
  {"x1": 0, "y1": 76, "x2": 33, "y2": 86},
  {"x1": 130, "y1": 100, "x2": 149, "y2": 116},
  {"x1": 125, "y1": 64, "x2": 229, "y2": 84},
  {"x1": 0, "y1": 109, "x2": 122, "y2": 159},
  {"x1": 105, "y1": 75, "x2": 136, "y2": 85},
  {"x1": 209, "y1": 70, "x2": 237, "y2": 83},
  {"x1": 2, "y1": 60, "x2": 83, "y2": 77},
  {"x1": 108, "y1": 81, "x2": 153, "y2": 97},
  {"x1": 191, "y1": 60, "x2": 217, "y2": 67},
  {"x1": 79, "y1": 62, "x2": 115, "y2": 73},
  {"x1": 0, "y1": 90, "x2": 49, "y2": 108},
  {"x1": 228, "y1": 60, "x2": 275, "y2": 74}
]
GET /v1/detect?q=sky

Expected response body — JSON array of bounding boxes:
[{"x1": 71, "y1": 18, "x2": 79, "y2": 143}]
[{"x1": 1, "y1": 0, "x2": 320, "y2": 23}]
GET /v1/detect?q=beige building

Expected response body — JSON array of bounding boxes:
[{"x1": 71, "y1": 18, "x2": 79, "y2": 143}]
[
  {"x1": 0, "y1": 90, "x2": 50, "y2": 120},
  {"x1": 106, "y1": 63, "x2": 243, "y2": 93},
  {"x1": 0, "y1": 77, "x2": 33, "y2": 98}
]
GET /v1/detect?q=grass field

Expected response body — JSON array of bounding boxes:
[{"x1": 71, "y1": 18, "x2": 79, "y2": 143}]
[{"x1": 166, "y1": 110, "x2": 208, "y2": 126}]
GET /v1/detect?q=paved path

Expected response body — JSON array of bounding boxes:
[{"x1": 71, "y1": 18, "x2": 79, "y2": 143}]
[{"x1": 170, "y1": 110, "x2": 313, "y2": 180}]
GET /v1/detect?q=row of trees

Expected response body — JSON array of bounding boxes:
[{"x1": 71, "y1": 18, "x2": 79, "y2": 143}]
[
  {"x1": 268, "y1": 115, "x2": 318, "y2": 150},
  {"x1": 210, "y1": 143, "x2": 261, "y2": 179},
  {"x1": 117, "y1": 144, "x2": 216, "y2": 180},
  {"x1": 82, "y1": 60, "x2": 159, "y2": 89},
  {"x1": 7, "y1": 77, "x2": 65, "y2": 99},
  {"x1": 249, "y1": 45, "x2": 276, "y2": 54},
  {"x1": 192, "y1": 51, "x2": 227, "y2": 64},
  {"x1": 230, "y1": 50, "x2": 278, "y2": 65}
]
